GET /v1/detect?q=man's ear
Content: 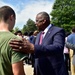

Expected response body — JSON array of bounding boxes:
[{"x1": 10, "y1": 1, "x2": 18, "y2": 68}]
[{"x1": 9, "y1": 15, "x2": 13, "y2": 21}]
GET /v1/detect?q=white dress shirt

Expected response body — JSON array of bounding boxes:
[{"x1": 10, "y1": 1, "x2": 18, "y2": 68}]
[{"x1": 43, "y1": 24, "x2": 52, "y2": 38}]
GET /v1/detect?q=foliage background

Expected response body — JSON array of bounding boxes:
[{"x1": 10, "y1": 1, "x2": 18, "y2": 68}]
[{"x1": 13, "y1": 0, "x2": 75, "y2": 33}]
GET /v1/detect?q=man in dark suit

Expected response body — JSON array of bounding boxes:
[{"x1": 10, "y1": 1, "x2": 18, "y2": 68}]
[{"x1": 10, "y1": 12, "x2": 68, "y2": 75}]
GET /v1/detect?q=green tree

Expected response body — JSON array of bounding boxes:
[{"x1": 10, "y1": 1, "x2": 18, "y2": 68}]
[
  {"x1": 50, "y1": 0, "x2": 75, "y2": 32},
  {"x1": 13, "y1": 26, "x2": 20, "y2": 33},
  {"x1": 22, "y1": 19, "x2": 37, "y2": 33}
]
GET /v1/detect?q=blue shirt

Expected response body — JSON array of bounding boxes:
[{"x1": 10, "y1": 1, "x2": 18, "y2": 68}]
[{"x1": 67, "y1": 33, "x2": 75, "y2": 44}]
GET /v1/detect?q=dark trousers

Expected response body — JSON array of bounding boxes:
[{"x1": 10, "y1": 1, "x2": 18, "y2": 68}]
[{"x1": 64, "y1": 53, "x2": 70, "y2": 75}]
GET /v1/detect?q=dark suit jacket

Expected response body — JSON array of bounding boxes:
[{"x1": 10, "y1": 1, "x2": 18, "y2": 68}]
[{"x1": 34, "y1": 25, "x2": 68, "y2": 75}]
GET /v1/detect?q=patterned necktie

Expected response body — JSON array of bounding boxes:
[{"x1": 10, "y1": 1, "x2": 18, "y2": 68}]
[{"x1": 39, "y1": 31, "x2": 44, "y2": 44}]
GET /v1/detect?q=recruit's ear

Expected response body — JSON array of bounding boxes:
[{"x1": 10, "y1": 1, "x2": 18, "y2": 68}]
[{"x1": 9, "y1": 15, "x2": 14, "y2": 21}]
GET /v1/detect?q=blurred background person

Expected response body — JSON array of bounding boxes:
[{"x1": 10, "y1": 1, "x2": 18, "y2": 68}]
[
  {"x1": 16, "y1": 30, "x2": 23, "y2": 38},
  {"x1": 63, "y1": 32, "x2": 70, "y2": 75},
  {"x1": 23, "y1": 31, "x2": 29, "y2": 40},
  {"x1": 67, "y1": 27, "x2": 75, "y2": 75}
]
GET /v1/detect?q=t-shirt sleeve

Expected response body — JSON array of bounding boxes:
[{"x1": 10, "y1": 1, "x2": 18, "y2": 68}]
[
  {"x1": 9, "y1": 35, "x2": 26, "y2": 64},
  {"x1": 11, "y1": 50, "x2": 26, "y2": 64}
]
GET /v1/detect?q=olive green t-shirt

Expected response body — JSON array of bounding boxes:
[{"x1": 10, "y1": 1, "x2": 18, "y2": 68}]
[{"x1": 0, "y1": 31, "x2": 26, "y2": 75}]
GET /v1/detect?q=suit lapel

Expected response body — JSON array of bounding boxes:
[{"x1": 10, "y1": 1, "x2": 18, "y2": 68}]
[
  {"x1": 42, "y1": 25, "x2": 54, "y2": 44},
  {"x1": 35, "y1": 25, "x2": 54, "y2": 45}
]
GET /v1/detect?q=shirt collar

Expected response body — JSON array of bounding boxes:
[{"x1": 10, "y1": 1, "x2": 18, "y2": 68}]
[
  {"x1": 43, "y1": 24, "x2": 52, "y2": 34},
  {"x1": 42, "y1": 24, "x2": 52, "y2": 38}
]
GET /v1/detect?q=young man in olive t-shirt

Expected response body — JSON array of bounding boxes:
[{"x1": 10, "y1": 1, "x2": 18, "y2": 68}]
[{"x1": 0, "y1": 6, "x2": 25, "y2": 75}]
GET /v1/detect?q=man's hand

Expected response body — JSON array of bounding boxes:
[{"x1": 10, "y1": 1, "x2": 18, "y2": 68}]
[{"x1": 9, "y1": 39, "x2": 34, "y2": 53}]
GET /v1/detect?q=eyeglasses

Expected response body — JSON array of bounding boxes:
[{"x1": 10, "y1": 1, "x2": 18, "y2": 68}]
[{"x1": 36, "y1": 19, "x2": 44, "y2": 23}]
